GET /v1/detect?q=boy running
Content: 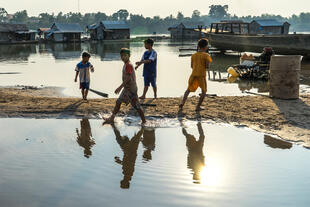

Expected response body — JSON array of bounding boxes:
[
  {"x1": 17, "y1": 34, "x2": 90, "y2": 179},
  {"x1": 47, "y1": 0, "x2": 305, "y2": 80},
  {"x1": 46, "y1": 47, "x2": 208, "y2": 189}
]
[
  {"x1": 104, "y1": 48, "x2": 146, "y2": 124},
  {"x1": 179, "y1": 38, "x2": 212, "y2": 111},
  {"x1": 74, "y1": 52, "x2": 94, "y2": 100},
  {"x1": 135, "y1": 38, "x2": 158, "y2": 99}
]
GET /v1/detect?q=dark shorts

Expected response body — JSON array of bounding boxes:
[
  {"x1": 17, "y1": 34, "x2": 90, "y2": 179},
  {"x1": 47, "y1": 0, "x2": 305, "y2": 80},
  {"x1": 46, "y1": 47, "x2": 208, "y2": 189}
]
[
  {"x1": 117, "y1": 89, "x2": 141, "y2": 110},
  {"x1": 80, "y1": 82, "x2": 90, "y2": 90},
  {"x1": 144, "y1": 76, "x2": 156, "y2": 87}
]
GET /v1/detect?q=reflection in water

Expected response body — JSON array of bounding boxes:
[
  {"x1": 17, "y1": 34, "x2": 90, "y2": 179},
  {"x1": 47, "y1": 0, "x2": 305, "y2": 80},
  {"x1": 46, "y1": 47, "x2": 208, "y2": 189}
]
[
  {"x1": 182, "y1": 122, "x2": 205, "y2": 184},
  {"x1": 237, "y1": 80, "x2": 269, "y2": 93},
  {"x1": 49, "y1": 43, "x2": 82, "y2": 60},
  {"x1": 113, "y1": 124, "x2": 143, "y2": 189},
  {"x1": 76, "y1": 118, "x2": 95, "y2": 158},
  {"x1": 86, "y1": 42, "x2": 130, "y2": 61},
  {"x1": 142, "y1": 128, "x2": 156, "y2": 161},
  {"x1": 0, "y1": 44, "x2": 36, "y2": 63},
  {"x1": 264, "y1": 135, "x2": 293, "y2": 150}
]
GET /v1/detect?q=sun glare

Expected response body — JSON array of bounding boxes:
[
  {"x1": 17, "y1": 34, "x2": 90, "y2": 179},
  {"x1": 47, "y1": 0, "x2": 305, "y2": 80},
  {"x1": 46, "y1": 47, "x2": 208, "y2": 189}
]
[{"x1": 199, "y1": 161, "x2": 223, "y2": 187}]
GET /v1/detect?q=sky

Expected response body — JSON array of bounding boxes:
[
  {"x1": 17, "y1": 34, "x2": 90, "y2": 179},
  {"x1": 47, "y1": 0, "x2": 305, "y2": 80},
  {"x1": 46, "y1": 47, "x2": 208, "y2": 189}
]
[{"x1": 0, "y1": 0, "x2": 309, "y2": 17}]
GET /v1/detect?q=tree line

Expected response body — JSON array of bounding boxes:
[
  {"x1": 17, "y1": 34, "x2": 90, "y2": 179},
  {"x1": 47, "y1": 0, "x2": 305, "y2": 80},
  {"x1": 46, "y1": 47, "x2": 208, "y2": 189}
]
[{"x1": 0, "y1": 5, "x2": 309, "y2": 34}]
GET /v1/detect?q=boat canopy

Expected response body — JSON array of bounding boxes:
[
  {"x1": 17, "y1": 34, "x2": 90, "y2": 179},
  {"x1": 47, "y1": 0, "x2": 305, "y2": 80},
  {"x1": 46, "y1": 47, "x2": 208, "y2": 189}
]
[{"x1": 210, "y1": 22, "x2": 250, "y2": 34}]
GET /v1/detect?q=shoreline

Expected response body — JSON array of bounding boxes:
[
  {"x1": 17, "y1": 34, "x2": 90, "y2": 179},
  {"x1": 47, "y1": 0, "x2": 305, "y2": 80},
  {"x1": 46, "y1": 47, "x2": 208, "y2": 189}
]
[{"x1": 1, "y1": 87, "x2": 310, "y2": 147}]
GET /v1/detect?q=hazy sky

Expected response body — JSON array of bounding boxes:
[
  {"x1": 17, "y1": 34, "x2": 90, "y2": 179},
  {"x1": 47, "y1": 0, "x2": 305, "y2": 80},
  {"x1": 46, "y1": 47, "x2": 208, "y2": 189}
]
[{"x1": 0, "y1": 0, "x2": 309, "y2": 17}]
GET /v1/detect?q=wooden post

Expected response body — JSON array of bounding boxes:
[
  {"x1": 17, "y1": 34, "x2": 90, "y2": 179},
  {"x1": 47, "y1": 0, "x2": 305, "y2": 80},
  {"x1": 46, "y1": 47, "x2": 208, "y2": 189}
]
[
  {"x1": 198, "y1": 25, "x2": 202, "y2": 40},
  {"x1": 210, "y1": 24, "x2": 213, "y2": 33},
  {"x1": 239, "y1": 23, "x2": 242, "y2": 34}
]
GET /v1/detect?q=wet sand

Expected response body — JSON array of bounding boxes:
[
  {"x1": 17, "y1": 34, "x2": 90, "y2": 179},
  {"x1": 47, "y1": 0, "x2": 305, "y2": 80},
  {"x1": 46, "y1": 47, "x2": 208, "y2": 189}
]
[{"x1": 1, "y1": 87, "x2": 310, "y2": 147}]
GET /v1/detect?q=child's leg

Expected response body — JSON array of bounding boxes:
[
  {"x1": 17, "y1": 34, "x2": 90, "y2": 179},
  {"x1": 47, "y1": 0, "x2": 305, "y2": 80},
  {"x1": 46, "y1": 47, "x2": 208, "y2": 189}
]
[
  {"x1": 81, "y1": 88, "x2": 85, "y2": 99},
  {"x1": 140, "y1": 77, "x2": 150, "y2": 99},
  {"x1": 84, "y1": 89, "x2": 89, "y2": 100},
  {"x1": 151, "y1": 78, "x2": 157, "y2": 99},
  {"x1": 140, "y1": 86, "x2": 149, "y2": 99},
  {"x1": 104, "y1": 101, "x2": 121, "y2": 123},
  {"x1": 137, "y1": 108, "x2": 146, "y2": 124},
  {"x1": 179, "y1": 89, "x2": 190, "y2": 109},
  {"x1": 152, "y1": 87, "x2": 157, "y2": 99},
  {"x1": 196, "y1": 88, "x2": 206, "y2": 111}
]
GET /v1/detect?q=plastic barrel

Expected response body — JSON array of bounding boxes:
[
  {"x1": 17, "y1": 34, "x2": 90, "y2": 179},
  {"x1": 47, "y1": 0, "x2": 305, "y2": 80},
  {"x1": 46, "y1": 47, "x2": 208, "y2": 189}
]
[{"x1": 269, "y1": 55, "x2": 302, "y2": 99}]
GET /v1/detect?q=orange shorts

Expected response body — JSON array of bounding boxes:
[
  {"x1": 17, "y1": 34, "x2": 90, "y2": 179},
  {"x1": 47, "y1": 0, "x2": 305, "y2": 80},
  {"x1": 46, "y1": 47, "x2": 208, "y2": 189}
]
[{"x1": 187, "y1": 75, "x2": 207, "y2": 92}]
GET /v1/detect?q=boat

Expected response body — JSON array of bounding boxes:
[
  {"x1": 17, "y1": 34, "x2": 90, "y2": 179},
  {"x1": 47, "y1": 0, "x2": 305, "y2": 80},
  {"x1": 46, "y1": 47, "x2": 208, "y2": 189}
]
[{"x1": 205, "y1": 21, "x2": 310, "y2": 56}]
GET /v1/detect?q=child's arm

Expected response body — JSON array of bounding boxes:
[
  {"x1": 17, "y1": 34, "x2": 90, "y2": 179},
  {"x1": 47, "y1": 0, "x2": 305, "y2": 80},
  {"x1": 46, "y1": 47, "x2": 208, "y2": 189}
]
[
  {"x1": 135, "y1": 51, "x2": 156, "y2": 69},
  {"x1": 74, "y1": 71, "x2": 79, "y2": 82},
  {"x1": 90, "y1": 64, "x2": 94, "y2": 73},
  {"x1": 191, "y1": 56, "x2": 193, "y2": 69},
  {"x1": 115, "y1": 64, "x2": 133, "y2": 94},
  {"x1": 135, "y1": 59, "x2": 152, "y2": 69},
  {"x1": 115, "y1": 75, "x2": 131, "y2": 94}
]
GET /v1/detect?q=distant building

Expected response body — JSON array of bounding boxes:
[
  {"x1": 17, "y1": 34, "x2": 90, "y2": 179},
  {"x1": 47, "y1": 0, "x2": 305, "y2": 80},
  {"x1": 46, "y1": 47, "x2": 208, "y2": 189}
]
[
  {"x1": 249, "y1": 19, "x2": 290, "y2": 35},
  {"x1": 87, "y1": 21, "x2": 130, "y2": 40},
  {"x1": 168, "y1": 22, "x2": 205, "y2": 40},
  {"x1": 0, "y1": 23, "x2": 36, "y2": 42},
  {"x1": 45, "y1": 23, "x2": 83, "y2": 42},
  {"x1": 37, "y1": 28, "x2": 50, "y2": 39}
]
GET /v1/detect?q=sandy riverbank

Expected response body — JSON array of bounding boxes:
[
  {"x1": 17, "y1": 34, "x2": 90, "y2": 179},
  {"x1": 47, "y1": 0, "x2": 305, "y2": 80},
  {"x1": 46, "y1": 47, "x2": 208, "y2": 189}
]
[{"x1": 0, "y1": 87, "x2": 310, "y2": 147}]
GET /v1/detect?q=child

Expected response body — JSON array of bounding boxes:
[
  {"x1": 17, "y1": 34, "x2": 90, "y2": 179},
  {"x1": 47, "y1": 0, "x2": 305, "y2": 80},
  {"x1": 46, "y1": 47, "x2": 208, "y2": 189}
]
[
  {"x1": 104, "y1": 48, "x2": 146, "y2": 124},
  {"x1": 74, "y1": 52, "x2": 94, "y2": 100},
  {"x1": 135, "y1": 38, "x2": 158, "y2": 99},
  {"x1": 179, "y1": 38, "x2": 212, "y2": 111}
]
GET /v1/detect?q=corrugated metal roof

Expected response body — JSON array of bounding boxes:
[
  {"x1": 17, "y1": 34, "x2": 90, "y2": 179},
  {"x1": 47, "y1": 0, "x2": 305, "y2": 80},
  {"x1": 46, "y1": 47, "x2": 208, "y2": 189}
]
[
  {"x1": 252, "y1": 19, "x2": 287, "y2": 27},
  {"x1": 101, "y1": 21, "x2": 129, "y2": 30},
  {"x1": 0, "y1": 23, "x2": 29, "y2": 32},
  {"x1": 52, "y1": 23, "x2": 83, "y2": 33},
  {"x1": 87, "y1": 23, "x2": 98, "y2": 30}
]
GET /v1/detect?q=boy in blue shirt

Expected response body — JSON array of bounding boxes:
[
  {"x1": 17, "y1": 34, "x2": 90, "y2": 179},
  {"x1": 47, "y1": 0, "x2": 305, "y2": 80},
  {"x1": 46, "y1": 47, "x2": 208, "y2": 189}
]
[
  {"x1": 135, "y1": 38, "x2": 158, "y2": 99},
  {"x1": 74, "y1": 52, "x2": 94, "y2": 100}
]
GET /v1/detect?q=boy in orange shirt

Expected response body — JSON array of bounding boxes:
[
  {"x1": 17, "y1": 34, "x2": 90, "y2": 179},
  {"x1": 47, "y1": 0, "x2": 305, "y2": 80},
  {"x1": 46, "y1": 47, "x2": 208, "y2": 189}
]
[{"x1": 179, "y1": 38, "x2": 212, "y2": 111}]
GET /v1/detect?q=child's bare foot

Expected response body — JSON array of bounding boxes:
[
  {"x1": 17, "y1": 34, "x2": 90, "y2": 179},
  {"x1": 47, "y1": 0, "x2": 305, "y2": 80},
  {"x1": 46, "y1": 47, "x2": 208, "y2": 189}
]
[{"x1": 195, "y1": 106, "x2": 204, "y2": 111}]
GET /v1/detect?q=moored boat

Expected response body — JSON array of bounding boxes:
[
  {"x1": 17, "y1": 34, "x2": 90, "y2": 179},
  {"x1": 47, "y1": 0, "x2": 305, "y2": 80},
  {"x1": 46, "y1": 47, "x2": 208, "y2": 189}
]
[{"x1": 205, "y1": 21, "x2": 310, "y2": 56}]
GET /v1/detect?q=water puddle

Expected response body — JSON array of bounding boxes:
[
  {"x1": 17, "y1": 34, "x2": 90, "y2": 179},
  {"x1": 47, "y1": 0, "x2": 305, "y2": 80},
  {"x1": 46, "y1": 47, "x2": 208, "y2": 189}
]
[{"x1": 0, "y1": 118, "x2": 309, "y2": 207}]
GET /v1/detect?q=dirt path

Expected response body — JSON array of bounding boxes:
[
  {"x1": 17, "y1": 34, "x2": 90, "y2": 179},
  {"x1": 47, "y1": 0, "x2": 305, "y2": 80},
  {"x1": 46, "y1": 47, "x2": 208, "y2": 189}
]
[{"x1": 1, "y1": 88, "x2": 310, "y2": 147}]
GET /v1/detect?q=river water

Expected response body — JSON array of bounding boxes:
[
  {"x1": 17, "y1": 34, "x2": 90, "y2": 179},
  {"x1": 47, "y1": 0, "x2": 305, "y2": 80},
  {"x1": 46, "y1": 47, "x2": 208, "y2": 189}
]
[
  {"x1": 0, "y1": 41, "x2": 309, "y2": 98},
  {"x1": 0, "y1": 118, "x2": 309, "y2": 207}
]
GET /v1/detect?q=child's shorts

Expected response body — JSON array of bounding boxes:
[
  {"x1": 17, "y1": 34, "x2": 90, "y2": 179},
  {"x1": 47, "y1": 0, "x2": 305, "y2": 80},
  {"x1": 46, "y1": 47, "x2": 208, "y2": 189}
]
[
  {"x1": 117, "y1": 89, "x2": 141, "y2": 110},
  {"x1": 80, "y1": 82, "x2": 90, "y2": 90},
  {"x1": 144, "y1": 76, "x2": 156, "y2": 87},
  {"x1": 187, "y1": 75, "x2": 206, "y2": 92}
]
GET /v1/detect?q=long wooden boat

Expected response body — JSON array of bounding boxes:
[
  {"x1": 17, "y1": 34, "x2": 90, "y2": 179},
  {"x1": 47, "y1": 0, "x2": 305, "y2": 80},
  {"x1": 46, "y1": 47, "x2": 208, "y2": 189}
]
[
  {"x1": 205, "y1": 33, "x2": 310, "y2": 56},
  {"x1": 205, "y1": 21, "x2": 310, "y2": 56}
]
